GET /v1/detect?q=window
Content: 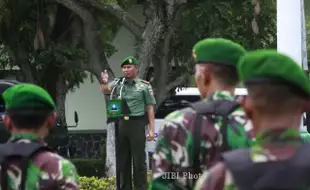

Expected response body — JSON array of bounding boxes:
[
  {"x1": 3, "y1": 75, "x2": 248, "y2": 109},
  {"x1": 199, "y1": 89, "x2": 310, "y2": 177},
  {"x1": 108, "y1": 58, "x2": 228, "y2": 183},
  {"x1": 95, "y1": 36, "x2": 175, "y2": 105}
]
[{"x1": 155, "y1": 95, "x2": 200, "y2": 119}]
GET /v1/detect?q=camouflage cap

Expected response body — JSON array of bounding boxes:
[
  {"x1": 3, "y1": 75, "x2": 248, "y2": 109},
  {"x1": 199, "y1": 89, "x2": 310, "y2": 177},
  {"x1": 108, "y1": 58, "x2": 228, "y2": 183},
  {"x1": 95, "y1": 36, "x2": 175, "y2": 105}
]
[
  {"x1": 3, "y1": 83, "x2": 56, "y2": 110},
  {"x1": 121, "y1": 56, "x2": 138, "y2": 67},
  {"x1": 192, "y1": 38, "x2": 246, "y2": 67},
  {"x1": 237, "y1": 49, "x2": 310, "y2": 97}
]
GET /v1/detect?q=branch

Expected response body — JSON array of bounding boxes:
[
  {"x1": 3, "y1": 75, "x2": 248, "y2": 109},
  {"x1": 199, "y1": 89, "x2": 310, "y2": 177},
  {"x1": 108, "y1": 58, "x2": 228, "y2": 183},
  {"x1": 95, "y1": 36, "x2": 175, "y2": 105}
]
[
  {"x1": 66, "y1": 60, "x2": 102, "y2": 81},
  {"x1": 154, "y1": 65, "x2": 189, "y2": 112},
  {"x1": 137, "y1": 15, "x2": 164, "y2": 78},
  {"x1": 174, "y1": 54, "x2": 180, "y2": 68},
  {"x1": 56, "y1": 0, "x2": 114, "y2": 80},
  {"x1": 85, "y1": 0, "x2": 144, "y2": 39},
  {"x1": 165, "y1": 74, "x2": 189, "y2": 93},
  {"x1": 137, "y1": 2, "x2": 187, "y2": 79},
  {"x1": 164, "y1": 0, "x2": 187, "y2": 23},
  {"x1": 251, "y1": 0, "x2": 260, "y2": 35},
  {"x1": 56, "y1": 0, "x2": 99, "y2": 68},
  {"x1": 160, "y1": 3, "x2": 186, "y2": 72},
  {"x1": 156, "y1": 17, "x2": 179, "y2": 94},
  {"x1": 56, "y1": 0, "x2": 93, "y2": 23},
  {"x1": 56, "y1": 0, "x2": 101, "y2": 69},
  {"x1": 8, "y1": 47, "x2": 37, "y2": 83}
]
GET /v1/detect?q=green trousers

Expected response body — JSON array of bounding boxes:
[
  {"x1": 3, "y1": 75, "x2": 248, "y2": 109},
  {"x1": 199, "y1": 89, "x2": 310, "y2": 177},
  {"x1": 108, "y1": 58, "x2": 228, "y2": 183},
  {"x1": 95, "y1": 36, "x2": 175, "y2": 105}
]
[{"x1": 119, "y1": 116, "x2": 148, "y2": 190}]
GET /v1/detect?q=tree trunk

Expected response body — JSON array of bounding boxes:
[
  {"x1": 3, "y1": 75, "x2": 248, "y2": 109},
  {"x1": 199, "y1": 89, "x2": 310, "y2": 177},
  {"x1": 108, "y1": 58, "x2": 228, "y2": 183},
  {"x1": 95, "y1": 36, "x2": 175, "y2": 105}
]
[
  {"x1": 7, "y1": 46, "x2": 36, "y2": 83},
  {"x1": 135, "y1": 2, "x2": 189, "y2": 111},
  {"x1": 55, "y1": 0, "x2": 115, "y2": 80},
  {"x1": 56, "y1": 73, "x2": 67, "y2": 126},
  {"x1": 105, "y1": 122, "x2": 116, "y2": 177},
  {"x1": 136, "y1": 15, "x2": 164, "y2": 79}
]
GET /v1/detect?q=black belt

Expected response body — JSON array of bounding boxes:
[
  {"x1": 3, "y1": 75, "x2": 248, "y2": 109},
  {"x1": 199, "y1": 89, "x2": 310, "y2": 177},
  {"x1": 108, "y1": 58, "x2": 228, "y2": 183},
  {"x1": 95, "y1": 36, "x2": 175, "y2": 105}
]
[{"x1": 121, "y1": 115, "x2": 145, "y2": 120}]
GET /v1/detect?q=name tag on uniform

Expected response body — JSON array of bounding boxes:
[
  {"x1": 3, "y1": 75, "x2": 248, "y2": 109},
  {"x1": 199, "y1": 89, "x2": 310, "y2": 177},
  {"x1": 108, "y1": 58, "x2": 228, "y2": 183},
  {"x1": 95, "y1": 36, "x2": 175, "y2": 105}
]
[{"x1": 135, "y1": 84, "x2": 143, "y2": 91}]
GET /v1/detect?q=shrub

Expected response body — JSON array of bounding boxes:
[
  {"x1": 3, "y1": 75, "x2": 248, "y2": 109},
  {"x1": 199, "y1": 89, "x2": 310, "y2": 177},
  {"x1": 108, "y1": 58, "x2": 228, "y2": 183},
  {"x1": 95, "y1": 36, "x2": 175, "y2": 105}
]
[
  {"x1": 72, "y1": 159, "x2": 106, "y2": 178},
  {"x1": 79, "y1": 176, "x2": 116, "y2": 190},
  {"x1": 78, "y1": 171, "x2": 152, "y2": 189}
]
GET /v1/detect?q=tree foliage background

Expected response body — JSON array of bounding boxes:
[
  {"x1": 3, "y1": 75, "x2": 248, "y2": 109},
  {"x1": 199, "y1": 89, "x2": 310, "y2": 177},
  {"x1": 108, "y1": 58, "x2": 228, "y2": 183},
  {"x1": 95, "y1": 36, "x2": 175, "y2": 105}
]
[{"x1": 0, "y1": 0, "x2": 277, "y2": 114}]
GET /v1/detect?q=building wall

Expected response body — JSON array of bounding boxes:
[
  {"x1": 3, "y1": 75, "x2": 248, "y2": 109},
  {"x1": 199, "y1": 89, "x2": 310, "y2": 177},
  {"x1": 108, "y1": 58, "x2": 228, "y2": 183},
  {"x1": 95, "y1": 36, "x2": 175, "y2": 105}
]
[{"x1": 65, "y1": 5, "x2": 145, "y2": 131}]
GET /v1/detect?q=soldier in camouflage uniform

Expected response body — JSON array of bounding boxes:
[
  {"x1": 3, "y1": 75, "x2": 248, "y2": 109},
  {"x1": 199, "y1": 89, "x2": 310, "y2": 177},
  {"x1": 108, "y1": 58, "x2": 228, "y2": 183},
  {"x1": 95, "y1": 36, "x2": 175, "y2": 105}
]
[
  {"x1": 1, "y1": 84, "x2": 79, "y2": 189},
  {"x1": 150, "y1": 38, "x2": 253, "y2": 190},
  {"x1": 195, "y1": 50, "x2": 310, "y2": 190}
]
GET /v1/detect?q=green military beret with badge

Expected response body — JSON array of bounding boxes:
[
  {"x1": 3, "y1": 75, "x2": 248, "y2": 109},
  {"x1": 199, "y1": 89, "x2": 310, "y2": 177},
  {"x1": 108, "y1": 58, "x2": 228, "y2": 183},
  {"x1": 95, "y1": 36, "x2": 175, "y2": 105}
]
[
  {"x1": 192, "y1": 38, "x2": 246, "y2": 67},
  {"x1": 121, "y1": 56, "x2": 138, "y2": 67},
  {"x1": 3, "y1": 83, "x2": 56, "y2": 111},
  {"x1": 237, "y1": 49, "x2": 310, "y2": 97}
]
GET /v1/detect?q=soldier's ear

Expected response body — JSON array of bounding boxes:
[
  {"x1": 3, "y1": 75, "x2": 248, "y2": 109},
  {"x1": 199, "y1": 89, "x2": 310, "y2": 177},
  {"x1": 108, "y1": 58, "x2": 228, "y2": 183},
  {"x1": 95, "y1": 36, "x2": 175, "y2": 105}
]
[
  {"x1": 134, "y1": 65, "x2": 139, "y2": 72},
  {"x1": 202, "y1": 65, "x2": 211, "y2": 85},
  {"x1": 2, "y1": 114, "x2": 12, "y2": 130},
  {"x1": 301, "y1": 99, "x2": 310, "y2": 113},
  {"x1": 47, "y1": 112, "x2": 57, "y2": 128},
  {"x1": 240, "y1": 96, "x2": 253, "y2": 119}
]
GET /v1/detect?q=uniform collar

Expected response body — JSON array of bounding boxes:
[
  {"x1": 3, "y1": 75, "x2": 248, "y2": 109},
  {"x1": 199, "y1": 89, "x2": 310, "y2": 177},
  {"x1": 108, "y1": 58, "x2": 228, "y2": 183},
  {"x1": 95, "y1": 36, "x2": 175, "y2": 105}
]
[
  {"x1": 254, "y1": 128, "x2": 302, "y2": 146},
  {"x1": 9, "y1": 132, "x2": 43, "y2": 143},
  {"x1": 203, "y1": 90, "x2": 235, "y2": 102},
  {"x1": 300, "y1": 129, "x2": 310, "y2": 142},
  {"x1": 125, "y1": 78, "x2": 138, "y2": 84}
]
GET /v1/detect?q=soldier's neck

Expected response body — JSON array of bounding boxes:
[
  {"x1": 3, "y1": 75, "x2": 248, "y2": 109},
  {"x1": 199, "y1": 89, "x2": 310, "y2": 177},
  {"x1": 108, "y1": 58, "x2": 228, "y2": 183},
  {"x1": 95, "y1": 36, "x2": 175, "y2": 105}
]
[
  {"x1": 125, "y1": 76, "x2": 136, "y2": 81},
  {"x1": 10, "y1": 128, "x2": 45, "y2": 139},
  {"x1": 252, "y1": 113, "x2": 301, "y2": 136},
  {"x1": 206, "y1": 82, "x2": 234, "y2": 97}
]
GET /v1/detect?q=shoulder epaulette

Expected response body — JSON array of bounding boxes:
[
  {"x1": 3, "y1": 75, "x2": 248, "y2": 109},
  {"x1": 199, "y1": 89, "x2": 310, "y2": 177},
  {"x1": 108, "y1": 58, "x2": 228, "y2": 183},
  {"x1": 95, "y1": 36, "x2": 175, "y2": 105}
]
[{"x1": 140, "y1": 80, "x2": 150, "y2": 85}]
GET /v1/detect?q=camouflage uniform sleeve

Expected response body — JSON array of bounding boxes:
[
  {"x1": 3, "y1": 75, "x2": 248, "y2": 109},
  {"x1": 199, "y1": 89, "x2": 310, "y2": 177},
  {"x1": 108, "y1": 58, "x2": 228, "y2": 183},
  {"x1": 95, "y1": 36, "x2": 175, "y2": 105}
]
[
  {"x1": 226, "y1": 107, "x2": 253, "y2": 149},
  {"x1": 194, "y1": 162, "x2": 228, "y2": 190},
  {"x1": 54, "y1": 158, "x2": 79, "y2": 189},
  {"x1": 39, "y1": 155, "x2": 79, "y2": 190},
  {"x1": 149, "y1": 122, "x2": 174, "y2": 190},
  {"x1": 150, "y1": 111, "x2": 187, "y2": 190}
]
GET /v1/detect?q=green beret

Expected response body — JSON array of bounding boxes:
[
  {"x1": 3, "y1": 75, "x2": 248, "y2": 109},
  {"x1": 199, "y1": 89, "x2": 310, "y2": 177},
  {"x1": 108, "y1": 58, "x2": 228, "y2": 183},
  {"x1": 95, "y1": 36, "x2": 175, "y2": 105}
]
[
  {"x1": 238, "y1": 49, "x2": 310, "y2": 97},
  {"x1": 121, "y1": 56, "x2": 138, "y2": 67},
  {"x1": 3, "y1": 84, "x2": 56, "y2": 110},
  {"x1": 192, "y1": 38, "x2": 246, "y2": 67}
]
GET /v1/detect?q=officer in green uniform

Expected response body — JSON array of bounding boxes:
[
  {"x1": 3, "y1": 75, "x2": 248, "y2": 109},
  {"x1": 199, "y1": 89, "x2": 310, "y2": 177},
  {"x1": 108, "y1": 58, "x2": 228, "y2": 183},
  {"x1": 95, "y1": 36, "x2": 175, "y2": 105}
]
[{"x1": 101, "y1": 56, "x2": 156, "y2": 190}]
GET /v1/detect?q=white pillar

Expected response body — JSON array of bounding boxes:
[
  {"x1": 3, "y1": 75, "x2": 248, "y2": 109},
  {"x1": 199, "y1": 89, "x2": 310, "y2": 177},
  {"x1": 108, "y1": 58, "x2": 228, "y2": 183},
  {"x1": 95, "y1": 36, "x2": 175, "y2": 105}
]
[{"x1": 277, "y1": 0, "x2": 307, "y2": 130}]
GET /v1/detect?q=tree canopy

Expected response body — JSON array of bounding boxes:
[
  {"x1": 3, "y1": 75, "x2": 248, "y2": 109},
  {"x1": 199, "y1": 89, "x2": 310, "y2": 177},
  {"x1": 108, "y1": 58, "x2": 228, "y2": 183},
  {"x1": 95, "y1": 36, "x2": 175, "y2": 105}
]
[{"x1": 0, "y1": 0, "x2": 277, "y2": 116}]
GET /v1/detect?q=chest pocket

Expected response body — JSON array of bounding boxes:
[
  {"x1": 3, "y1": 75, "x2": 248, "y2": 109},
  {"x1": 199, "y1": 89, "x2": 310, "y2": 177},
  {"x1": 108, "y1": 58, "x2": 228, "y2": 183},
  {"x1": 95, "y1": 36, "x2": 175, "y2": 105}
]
[{"x1": 122, "y1": 85, "x2": 144, "y2": 101}]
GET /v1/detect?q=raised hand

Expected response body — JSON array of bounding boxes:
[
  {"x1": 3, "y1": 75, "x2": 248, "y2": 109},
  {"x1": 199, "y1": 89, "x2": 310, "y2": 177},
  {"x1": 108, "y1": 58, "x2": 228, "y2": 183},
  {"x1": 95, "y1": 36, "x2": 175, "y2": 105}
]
[{"x1": 101, "y1": 70, "x2": 109, "y2": 84}]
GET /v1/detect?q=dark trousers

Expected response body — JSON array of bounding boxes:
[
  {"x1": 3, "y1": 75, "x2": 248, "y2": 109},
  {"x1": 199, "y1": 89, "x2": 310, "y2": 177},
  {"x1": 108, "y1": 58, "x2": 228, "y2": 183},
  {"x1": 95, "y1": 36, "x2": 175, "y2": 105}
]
[{"x1": 119, "y1": 116, "x2": 147, "y2": 190}]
